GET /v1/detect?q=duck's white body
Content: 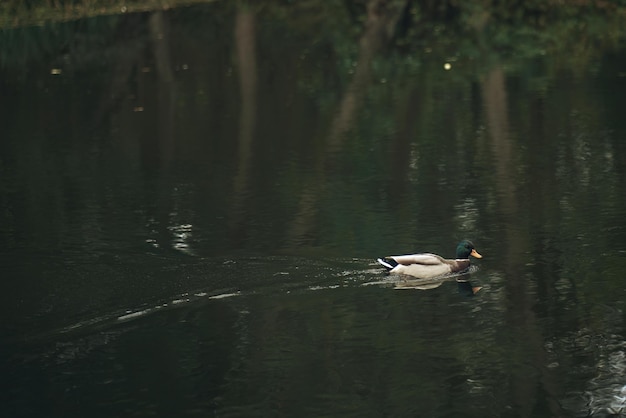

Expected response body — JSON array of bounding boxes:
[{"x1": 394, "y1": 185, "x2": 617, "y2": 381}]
[
  {"x1": 377, "y1": 253, "x2": 468, "y2": 279},
  {"x1": 393, "y1": 254, "x2": 459, "y2": 277}
]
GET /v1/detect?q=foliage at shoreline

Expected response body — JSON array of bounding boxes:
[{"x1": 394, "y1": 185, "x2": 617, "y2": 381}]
[
  {"x1": 1, "y1": 0, "x2": 624, "y2": 73},
  {"x1": 0, "y1": 0, "x2": 215, "y2": 28}
]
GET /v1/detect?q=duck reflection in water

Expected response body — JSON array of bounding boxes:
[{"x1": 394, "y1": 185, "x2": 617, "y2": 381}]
[
  {"x1": 456, "y1": 279, "x2": 483, "y2": 296},
  {"x1": 392, "y1": 275, "x2": 482, "y2": 296}
]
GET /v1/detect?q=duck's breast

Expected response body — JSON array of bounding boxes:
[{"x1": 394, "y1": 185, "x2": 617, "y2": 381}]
[{"x1": 449, "y1": 259, "x2": 471, "y2": 273}]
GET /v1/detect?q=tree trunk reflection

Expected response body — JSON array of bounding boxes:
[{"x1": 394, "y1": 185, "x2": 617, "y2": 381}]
[
  {"x1": 287, "y1": 0, "x2": 407, "y2": 247},
  {"x1": 231, "y1": 6, "x2": 258, "y2": 246},
  {"x1": 483, "y1": 67, "x2": 564, "y2": 417}
]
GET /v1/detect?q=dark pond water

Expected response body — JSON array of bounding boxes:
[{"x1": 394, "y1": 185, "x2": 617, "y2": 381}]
[{"x1": 2, "y1": 2, "x2": 626, "y2": 417}]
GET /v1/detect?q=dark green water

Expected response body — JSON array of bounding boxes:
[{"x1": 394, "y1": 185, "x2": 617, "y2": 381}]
[{"x1": 2, "y1": 2, "x2": 626, "y2": 417}]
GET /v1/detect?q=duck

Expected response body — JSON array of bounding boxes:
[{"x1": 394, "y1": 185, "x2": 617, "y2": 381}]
[{"x1": 376, "y1": 240, "x2": 482, "y2": 279}]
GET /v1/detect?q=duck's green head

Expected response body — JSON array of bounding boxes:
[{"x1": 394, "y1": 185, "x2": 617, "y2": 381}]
[{"x1": 456, "y1": 240, "x2": 482, "y2": 259}]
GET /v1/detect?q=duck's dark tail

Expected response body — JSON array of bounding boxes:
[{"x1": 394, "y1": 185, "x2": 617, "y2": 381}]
[{"x1": 376, "y1": 257, "x2": 398, "y2": 270}]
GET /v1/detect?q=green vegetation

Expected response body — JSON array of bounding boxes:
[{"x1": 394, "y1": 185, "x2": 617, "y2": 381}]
[
  {"x1": 2, "y1": 0, "x2": 625, "y2": 79},
  {"x1": 0, "y1": 0, "x2": 214, "y2": 28}
]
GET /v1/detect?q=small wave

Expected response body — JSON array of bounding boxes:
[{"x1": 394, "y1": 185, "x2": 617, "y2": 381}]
[
  {"x1": 308, "y1": 285, "x2": 341, "y2": 291},
  {"x1": 117, "y1": 308, "x2": 154, "y2": 321},
  {"x1": 209, "y1": 292, "x2": 241, "y2": 300},
  {"x1": 116, "y1": 291, "x2": 241, "y2": 322}
]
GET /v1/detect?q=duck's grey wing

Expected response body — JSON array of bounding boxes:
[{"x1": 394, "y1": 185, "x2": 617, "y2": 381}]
[{"x1": 390, "y1": 254, "x2": 446, "y2": 265}]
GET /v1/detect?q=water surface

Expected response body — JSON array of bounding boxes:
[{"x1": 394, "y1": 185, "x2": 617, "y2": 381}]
[{"x1": 2, "y1": 2, "x2": 626, "y2": 417}]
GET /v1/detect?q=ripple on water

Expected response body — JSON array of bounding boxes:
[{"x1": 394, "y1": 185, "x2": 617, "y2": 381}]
[
  {"x1": 116, "y1": 291, "x2": 241, "y2": 322},
  {"x1": 558, "y1": 326, "x2": 626, "y2": 417}
]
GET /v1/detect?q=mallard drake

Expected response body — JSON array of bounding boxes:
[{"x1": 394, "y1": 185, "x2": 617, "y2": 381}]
[{"x1": 377, "y1": 240, "x2": 482, "y2": 279}]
